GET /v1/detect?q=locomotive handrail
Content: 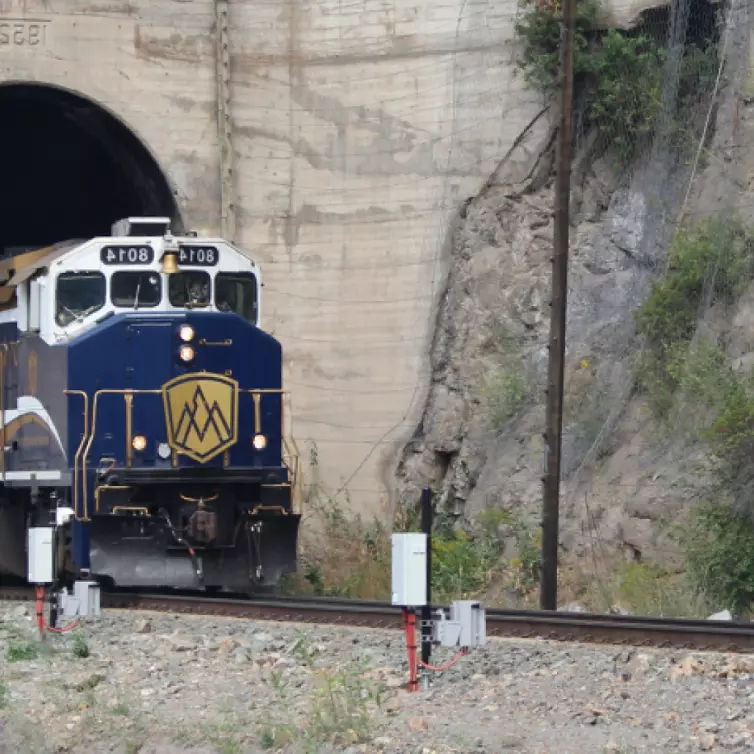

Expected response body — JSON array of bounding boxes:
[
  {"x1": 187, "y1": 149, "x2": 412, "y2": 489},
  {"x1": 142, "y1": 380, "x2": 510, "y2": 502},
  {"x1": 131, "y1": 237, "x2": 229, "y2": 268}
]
[
  {"x1": 64, "y1": 390, "x2": 89, "y2": 521},
  {"x1": 0, "y1": 344, "x2": 6, "y2": 480},
  {"x1": 80, "y1": 389, "x2": 161, "y2": 520}
]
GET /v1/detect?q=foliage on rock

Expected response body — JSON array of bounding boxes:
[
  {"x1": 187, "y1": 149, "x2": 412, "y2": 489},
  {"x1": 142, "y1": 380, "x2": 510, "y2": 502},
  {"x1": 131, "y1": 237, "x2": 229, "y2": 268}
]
[
  {"x1": 682, "y1": 502, "x2": 754, "y2": 616},
  {"x1": 633, "y1": 216, "x2": 754, "y2": 613},
  {"x1": 587, "y1": 30, "x2": 665, "y2": 165},
  {"x1": 635, "y1": 217, "x2": 754, "y2": 415},
  {"x1": 514, "y1": 0, "x2": 721, "y2": 165},
  {"x1": 512, "y1": 0, "x2": 599, "y2": 97}
]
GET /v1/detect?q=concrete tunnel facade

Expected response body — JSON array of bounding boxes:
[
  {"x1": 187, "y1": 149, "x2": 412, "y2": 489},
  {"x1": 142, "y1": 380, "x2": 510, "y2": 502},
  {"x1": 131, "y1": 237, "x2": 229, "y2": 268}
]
[{"x1": 0, "y1": 0, "x2": 556, "y2": 519}]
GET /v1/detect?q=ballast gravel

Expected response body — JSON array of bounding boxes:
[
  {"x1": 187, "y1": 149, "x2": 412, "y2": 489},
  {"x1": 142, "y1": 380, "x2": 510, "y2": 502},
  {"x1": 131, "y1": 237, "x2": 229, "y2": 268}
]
[{"x1": 1, "y1": 601, "x2": 754, "y2": 753}]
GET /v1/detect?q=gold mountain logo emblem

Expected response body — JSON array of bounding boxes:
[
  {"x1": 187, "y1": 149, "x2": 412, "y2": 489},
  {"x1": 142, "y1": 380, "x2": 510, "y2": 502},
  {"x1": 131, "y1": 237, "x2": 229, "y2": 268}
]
[{"x1": 162, "y1": 373, "x2": 239, "y2": 463}]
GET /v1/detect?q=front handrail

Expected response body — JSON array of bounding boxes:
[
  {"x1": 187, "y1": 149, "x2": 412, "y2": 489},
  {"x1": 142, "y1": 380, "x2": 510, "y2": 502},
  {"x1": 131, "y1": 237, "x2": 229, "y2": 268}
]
[{"x1": 64, "y1": 390, "x2": 89, "y2": 520}]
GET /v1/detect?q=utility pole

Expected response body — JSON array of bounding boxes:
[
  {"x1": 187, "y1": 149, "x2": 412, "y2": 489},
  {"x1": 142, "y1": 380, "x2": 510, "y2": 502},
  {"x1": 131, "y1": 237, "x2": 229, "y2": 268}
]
[
  {"x1": 215, "y1": 0, "x2": 236, "y2": 242},
  {"x1": 540, "y1": 0, "x2": 576, "y2": 611}
]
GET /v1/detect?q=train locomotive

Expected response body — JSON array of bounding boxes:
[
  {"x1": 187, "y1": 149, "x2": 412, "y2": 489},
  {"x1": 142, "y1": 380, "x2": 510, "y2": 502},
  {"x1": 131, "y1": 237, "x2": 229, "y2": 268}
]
[{"x1": 0, "y1": 217, "x2": 301, "y2": 593}]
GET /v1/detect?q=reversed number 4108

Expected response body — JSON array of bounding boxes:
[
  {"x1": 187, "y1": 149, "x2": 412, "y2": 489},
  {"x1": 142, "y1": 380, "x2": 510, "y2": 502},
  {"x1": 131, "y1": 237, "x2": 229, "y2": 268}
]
[{"x1": 105, "y1": 247, "x2": 152, "y2": 263}]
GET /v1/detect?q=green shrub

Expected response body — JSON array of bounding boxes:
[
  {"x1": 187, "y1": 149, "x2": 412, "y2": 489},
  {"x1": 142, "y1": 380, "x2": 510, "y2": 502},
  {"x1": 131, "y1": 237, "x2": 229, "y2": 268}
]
[
  {"x1": 514, "y1": 0, "x2": 720, "y2": 166},
  {"x1": 513, "y1": 0, "x2": 599, "y2": 97},
  {"x1": 431, "y1": 529, "x2": 498, "y2": 599},
  {"x1": 682, "y1": 502, "x2": 754, "y2": 616},
  {"x1": 634, "y1": 217, "x2": 754, "y2": 414},
  {"x1": 630, "y1": 215, "x2": 754, "y2": 613},
  {"x1": 588, "y1": 30, "x2": 665, "y2": 165},
  {"x1": 482, "y1": 367, "x2": 529, "y2": 431},
  {"x1": 702, "y1": 372, "x2": 754, "y2": 518},
  {"x1": 5, "y1": 641, "x2": 38, "y2": 662}
]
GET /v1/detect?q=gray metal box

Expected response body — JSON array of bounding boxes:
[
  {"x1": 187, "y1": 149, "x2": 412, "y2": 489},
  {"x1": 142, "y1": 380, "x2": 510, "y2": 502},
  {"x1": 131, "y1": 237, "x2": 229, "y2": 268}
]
[
  {"x1": 434, "y1": 600, "x2": 486, "y2": 647},
  {"x1": 60, "y1": 581, "x2": 101, "y2": 618},
  {"x1": 391, "y1": 532, "x2": 428, "y2": 607}
]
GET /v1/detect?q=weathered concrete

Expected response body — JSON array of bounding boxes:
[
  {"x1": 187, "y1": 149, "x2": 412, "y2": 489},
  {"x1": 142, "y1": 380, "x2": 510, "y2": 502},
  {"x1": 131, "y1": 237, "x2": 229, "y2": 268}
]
[
  {"x1": 0, "y1": 0, "x2": 545, "y2": 517},
  {"x1": 0, "y1": 0, "x2": 663, "y2": 518}
]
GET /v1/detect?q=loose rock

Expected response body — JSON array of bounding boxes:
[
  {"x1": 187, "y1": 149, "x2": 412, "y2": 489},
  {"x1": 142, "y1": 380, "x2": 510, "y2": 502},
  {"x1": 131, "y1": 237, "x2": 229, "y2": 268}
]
[{"x1": 1, "y1": 602, "x2": 753, "y2": 754}]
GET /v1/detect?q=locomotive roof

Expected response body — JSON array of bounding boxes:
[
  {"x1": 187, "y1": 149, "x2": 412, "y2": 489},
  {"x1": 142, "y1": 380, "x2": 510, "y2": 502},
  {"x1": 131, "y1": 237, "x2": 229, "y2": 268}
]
[{"x1": 0, "y1": 239, "x2": 84, "y2": 288}]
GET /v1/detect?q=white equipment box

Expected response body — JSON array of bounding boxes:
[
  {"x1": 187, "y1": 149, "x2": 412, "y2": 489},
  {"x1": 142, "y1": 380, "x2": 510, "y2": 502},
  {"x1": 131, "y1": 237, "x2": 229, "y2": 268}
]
[
  {"x1": 391, "y1": 532, "x2": 428, "y2": 607},
  {"x1": 28, "y1": 527, "x2": 54, "y2": 584}
]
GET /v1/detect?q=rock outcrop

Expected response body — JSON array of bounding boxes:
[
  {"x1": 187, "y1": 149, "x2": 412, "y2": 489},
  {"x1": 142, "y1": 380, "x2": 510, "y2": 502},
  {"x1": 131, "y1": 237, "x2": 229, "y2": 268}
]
[{"x1": 396, "y1": 0, "x2": 754, "y2": 570}]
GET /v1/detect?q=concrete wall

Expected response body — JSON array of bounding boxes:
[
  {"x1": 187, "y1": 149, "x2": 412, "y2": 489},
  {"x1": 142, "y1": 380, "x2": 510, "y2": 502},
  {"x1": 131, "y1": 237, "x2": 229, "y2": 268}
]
[{"x1": 0, "y1": 0, "x2": 544, "y2": 517}]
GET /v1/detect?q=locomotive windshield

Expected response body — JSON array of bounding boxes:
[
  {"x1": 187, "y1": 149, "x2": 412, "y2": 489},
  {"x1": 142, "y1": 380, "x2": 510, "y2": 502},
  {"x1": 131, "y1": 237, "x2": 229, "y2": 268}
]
[
  {"x1": 111, "y1": 271, "x2": 161, "y2": 308},
  {"x1": 215, "y1": 273, "x2": 258, "y2": 324},
  {"x1": 168, "y1": 271, "x2": 210, "y2": 308},
  {"x1": 56, "y1": 271, "x2": 106, "y2": 326}
]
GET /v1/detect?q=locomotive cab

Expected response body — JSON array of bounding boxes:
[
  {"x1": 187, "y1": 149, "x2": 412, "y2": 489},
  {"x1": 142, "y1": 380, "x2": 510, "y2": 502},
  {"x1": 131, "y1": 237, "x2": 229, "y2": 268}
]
[{"x1": 0, "y1": 218, "x2": 301, "y2": 593}]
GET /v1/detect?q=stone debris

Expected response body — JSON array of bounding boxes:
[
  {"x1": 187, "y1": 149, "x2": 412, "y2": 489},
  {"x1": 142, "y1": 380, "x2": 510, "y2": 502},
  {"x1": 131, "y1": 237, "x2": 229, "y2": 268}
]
[
  {"x1": 1, "y1": 602, "x2": 754, "y2": 753},
  {"x1": 707, "y1": 610, "x2": 733, "y2": 621}
]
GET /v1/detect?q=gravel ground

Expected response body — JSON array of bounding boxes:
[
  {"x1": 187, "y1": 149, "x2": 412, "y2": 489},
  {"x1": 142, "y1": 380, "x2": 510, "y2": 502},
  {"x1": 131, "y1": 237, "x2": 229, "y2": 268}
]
[{"x1": 2, "y1": 601, "x2": 754, "y2": 753}]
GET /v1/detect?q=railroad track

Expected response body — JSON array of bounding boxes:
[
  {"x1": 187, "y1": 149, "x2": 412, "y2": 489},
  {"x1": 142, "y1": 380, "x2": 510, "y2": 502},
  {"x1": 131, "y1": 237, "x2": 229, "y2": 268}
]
[{"x1": 2, "y1": 585, "x2": 753, "y2": 653}]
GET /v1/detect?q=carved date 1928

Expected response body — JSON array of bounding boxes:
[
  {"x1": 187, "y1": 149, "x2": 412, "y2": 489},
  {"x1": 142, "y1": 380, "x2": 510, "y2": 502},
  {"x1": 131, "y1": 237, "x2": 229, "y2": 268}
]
[{"x1": 0, "y1": 19, "x2": 49, "y2": 47}]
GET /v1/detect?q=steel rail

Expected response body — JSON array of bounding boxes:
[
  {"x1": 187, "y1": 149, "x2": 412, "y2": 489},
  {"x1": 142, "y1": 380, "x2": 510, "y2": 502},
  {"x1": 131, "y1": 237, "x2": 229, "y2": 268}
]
[{"x1": 2, "y1": 586, "x2": 752, "y2": 653}]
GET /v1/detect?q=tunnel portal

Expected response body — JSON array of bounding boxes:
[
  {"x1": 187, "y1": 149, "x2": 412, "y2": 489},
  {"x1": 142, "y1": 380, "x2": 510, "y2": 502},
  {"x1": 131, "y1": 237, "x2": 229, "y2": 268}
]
[{"x1": 0, "y1": 84, "x2": 181, "y2": 257}]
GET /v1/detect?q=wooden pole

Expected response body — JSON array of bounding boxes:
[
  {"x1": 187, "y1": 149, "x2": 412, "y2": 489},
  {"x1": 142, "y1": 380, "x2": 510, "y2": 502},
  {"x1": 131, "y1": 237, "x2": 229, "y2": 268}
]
[{"x1": 540, "y1": 0, "x2": 576, "y2": 611}]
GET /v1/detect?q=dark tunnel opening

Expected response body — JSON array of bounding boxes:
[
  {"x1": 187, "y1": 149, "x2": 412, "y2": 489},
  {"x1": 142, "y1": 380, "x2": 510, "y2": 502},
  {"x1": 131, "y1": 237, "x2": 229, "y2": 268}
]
[{"x1": 0, "y1": 84, "x2": 182, "y2": 258}]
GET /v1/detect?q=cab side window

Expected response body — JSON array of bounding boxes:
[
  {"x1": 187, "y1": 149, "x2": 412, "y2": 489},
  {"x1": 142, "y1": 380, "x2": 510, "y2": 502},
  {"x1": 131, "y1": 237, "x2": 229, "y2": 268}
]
[
  {"x1": 215, "y1": 273, "x2": 258, "y2": 324},
  {"x1": 56, "y1": 272, "x2": 106, "y2": 327}
]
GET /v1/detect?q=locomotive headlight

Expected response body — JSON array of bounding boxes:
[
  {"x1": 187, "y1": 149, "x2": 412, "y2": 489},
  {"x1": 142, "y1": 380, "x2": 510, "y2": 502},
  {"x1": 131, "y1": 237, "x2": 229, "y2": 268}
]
[
  {"x1": 132, "y1": 434, "x2": 147, "y2": 452},
  {"x1": 157, "y1": 442, "x2": 171, "y2": 460},
  {"x1": 252, "y1": 433, "x2": 267, "y2": 451},
  {"x1": 179, "y1": 325, "x2": 195, "y2": 342},
  {"x1": 179, "y1": 344, "x2": 195, "y2": 362}
]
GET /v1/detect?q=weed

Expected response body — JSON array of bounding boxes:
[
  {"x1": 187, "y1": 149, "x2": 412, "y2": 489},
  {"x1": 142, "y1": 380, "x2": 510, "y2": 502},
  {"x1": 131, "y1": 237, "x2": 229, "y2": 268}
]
[
  {"x1": 0, "y1": 621, "x2": 23, "y2": 640},
  {"x1": 78, "y1": 689, "x2": 97, "y2": 711},
  {"x1": 5, "y1": 641, "x2": 38, "y2": 662},
  {"x1": 303, "y1": 666, "x2": 381, "y2": 747},
  {"x1": 216, "y1": 740, "x2": 242, "y2": 754},
  {"x1": 681, "y1": 502, "x2": 754, "y2": 616},
  {"x1": 75, "y1": 673, "x2": 105, "y2": 691},
  {"x1": 0, "y1": 682, "x2": 8, "y2": 709},
  {"x1": 432, "y1": 526, "x2": 505, "y2": 600},
  {"x1": 259, "y1": 729, "x2": 276, "y2": 749},
  {"x1": 124, "y1": 740, "x2": 144, "y2": 754},
  {"x1": 71, "y1": 631, "x2": 90, "y2": 658},
  {"x1": 111, "y1": 702, "x2": 130, "y2": 716},
  {"x1": 482, "y1": 367, "x2": 529, "y2": 431},
  {"x1": 290, "y1": 630, "x2": 319, "y2": 667},
  {"x1": 586, "y1": 562, "x2": 710, "y2": 618},
  {"x1": 259, "y1": 638, "x2": 382, "y2": 749}
]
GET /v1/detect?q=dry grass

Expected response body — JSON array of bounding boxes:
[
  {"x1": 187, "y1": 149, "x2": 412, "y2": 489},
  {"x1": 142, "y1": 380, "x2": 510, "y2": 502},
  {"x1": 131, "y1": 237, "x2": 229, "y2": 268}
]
[
  {"x1": 288, "y1": 448, "x2": 709, "y2": 617},
  {"x1": 285, "y1": 496, "x2": 415, "y2": 600}
]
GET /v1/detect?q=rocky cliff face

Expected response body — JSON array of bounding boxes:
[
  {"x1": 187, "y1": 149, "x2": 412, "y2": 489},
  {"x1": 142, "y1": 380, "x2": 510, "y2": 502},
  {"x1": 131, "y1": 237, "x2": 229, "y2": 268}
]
[{"x1": 396, "y1": 0, "x2": 754, "y2": 572}]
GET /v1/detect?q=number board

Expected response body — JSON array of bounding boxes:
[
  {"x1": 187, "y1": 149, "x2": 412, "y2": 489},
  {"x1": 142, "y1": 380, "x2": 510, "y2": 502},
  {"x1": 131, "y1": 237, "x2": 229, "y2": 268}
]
[
  {"x1": 178, "y1": 245, "x2": 219, "y2": 267},
  {"x1": 101, "y1": 246, "x2": 155, "y2": 265}
]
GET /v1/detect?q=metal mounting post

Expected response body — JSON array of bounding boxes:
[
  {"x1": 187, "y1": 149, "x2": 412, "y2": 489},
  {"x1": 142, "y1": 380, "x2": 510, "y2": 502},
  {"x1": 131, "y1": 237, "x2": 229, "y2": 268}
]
[{"x1": 420, "y1": 487, "x2": 433, "y2": 690}]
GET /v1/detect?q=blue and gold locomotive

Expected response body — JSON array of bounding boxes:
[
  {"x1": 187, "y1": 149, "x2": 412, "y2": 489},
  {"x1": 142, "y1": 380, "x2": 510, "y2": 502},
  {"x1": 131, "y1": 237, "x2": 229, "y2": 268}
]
[{"x1": 0, "y1": 217, "x2": 301, "y2": 592}]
